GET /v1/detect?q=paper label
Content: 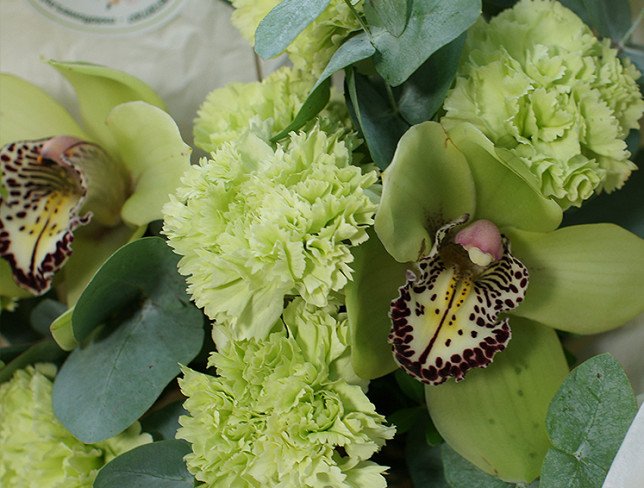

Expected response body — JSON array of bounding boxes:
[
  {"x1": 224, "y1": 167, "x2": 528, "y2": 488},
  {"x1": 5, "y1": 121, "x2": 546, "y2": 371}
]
[{"x1": 28, "y1": 0, "x2": 187, "y2": 35}]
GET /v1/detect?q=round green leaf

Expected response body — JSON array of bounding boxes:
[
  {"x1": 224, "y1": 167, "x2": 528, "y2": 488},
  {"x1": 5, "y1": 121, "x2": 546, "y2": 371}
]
[
  {"x1": 254, "y1": 0, "x2": 330, "y2": 59},
  {"x1": 0, "y1": 339, "x2": 66, "y2": 383},
  {"x1": 540, "y1": 354, "x2": 637, "y2": 488},
  {"x1": 345, "y1": 230, "x2": 408, "y2": 379},
  {"x1": 346, "y1": 69, "x2": 410, "y2": 170},
  {"x1": 506, "y1": 224, "x2": 644, "y2": 334},
  {"x1": 49, "y1": 60, "x2": 166, "y2": 152},
  {"x1": 94, "y1": 440, "x2": 194, "y2": 488},
  {"x1": 105, "y1": 101, "x2": 191, "y2": 227},
  {"x1": 374, "y1": 121, "x2": 476, "y2": 263},
  {"x1": 442, "y1": 445, "x2": 517, "y2": 488},
  {"x1": 52, "y1": 238, "x2": 204, "y2": 442},
  {"x1": 140, "y1": 401, "x2": 187, "y2": 441},
  {"x1": 426, "y1": 317, "x2": 569, "y2": 483},
  {"x1": 367, "y1": 0, "x2": 481, "y2": 86}
]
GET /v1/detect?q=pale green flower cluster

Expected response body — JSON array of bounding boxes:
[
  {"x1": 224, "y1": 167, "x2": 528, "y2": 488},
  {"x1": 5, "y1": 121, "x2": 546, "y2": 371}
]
[
  {"x1": 194, "y1": 67, "x2": 350, "y2": 154},
  {"x1": 177, "y1": 304, "x2": 395, "y2": 488},
  {"x1": 0, "y1": 364, "x2": 151, "y2": 488},
  {"x1": 163, "y1": 126, "x2": 377, "y2": 339},
  {"x1": 442, "y1": 0, "x2": 644, "y2": 208},
  {"x1": 231, "y1": 0, "x2": 363, "y2": 74}
]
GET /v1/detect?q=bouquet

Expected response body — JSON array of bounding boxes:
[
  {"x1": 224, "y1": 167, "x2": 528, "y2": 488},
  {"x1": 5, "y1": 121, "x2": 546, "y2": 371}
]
[{"x1": 1, "y1": 0, "x2": 643, "y2": 486}]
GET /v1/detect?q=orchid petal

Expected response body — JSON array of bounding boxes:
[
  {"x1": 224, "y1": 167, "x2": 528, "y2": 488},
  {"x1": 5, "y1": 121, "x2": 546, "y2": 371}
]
[
  {"x1": 345, "y1": 229, "x2": 409, "y2": 380},
  {"x1": 0, "y1": 139, "x2": 90, "y2": 294},
  {"x1": 48, "y1": 60, "x2": 166, "y2": 153},
  {"x1": 104, "y1": 101, "x2": 191, "y2": 227},
  {"x1": 375, "y1": 121, "x2": 476, "y2": 263},
  {"x1": 390, "y1": 217, "x2": 528, "y2": 385},
  {"x1": 426, "y1": 317, "x2": 568, "y2": 483},
  {"x1": 0, "y1": 261, "x2": 30, "y2": 298},
  {"x1": 446, "y1": 122, "x2": 562, "y2": 232},
  {"x1": 506, "y1": 224, "x2": 644, "y2": 334},
  {"x1": 0, "y1": 74, "x2": 87, "y2": 146}
]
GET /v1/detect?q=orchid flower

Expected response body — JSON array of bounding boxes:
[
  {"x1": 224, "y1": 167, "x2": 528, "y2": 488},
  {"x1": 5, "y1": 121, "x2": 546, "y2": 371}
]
[
  {"x1": 347, "y1": 121, "x2": 644, "y2": 482},
  {"x1": 0, "y1": 61, "x2": 191, "y2": 306}
]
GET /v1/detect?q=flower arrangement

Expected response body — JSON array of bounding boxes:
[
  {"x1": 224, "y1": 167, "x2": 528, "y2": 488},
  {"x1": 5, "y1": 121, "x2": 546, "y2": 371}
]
[{"x1": 1, "y1": 0, "x2": 643, "y2": 487}]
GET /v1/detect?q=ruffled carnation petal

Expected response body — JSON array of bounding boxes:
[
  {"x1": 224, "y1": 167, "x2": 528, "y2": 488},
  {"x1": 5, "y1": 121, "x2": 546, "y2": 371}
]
[
  {"x1": 0, "y1": 364, "x2": 151, "y2": 488},
  {"x1": 442, "y1": 0, "x2": 644, "y2": 208},
  {"x1": 164, "y1": 127, "x2": 377, "y2": 340},
  {"x1": 177, "y1": 325, "x2": 394, "y2": 488}
]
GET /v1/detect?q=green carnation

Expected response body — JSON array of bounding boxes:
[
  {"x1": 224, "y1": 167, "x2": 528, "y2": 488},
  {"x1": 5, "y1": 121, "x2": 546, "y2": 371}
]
[
  {"x1": 231, "y1": 0, "x2": 363, "y2": 74},
  {"x1": 0, "y1": 364, "x2": 151, "y2": 488},
  {"x1": 194, "y1": 66, "x2": 351, "y2": 154},
  {"x1": 282, "y1": 298, "x2": 366, "y2": 388},
  {"x1": 163, "y1": 126, "x2": 377, "y2": 340},
  {"x1": 442, "y1": 0, "x2": 644, "y2": 208},
  {"x1": 177, "y1": 327, "x2": 394, "y2": 487}
]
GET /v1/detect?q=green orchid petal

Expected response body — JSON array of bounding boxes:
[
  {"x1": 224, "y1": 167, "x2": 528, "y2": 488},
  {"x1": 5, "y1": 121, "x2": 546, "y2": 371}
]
[
  {"x1": 0, "y1": 261, "x2": 31, "y2": 299},
  {"x1": 345, "y1": 229, "x2": 409, "y2": 380},
  {"x1": 0, "y1": 73, "x2": 87, "y2": 145},
  {"x1": 426, "y1": 317, "x2": 568, "y2": 483},
  {"x1": 446, "y1": 122, "x2": 562, "y2": 232},
  {"x1": 104, "y1": 101, "x2": 191, "y2": 227},
  {"x1": 506, "y1": 224, "x2": 644, "y2": 334},
  {"x1": 62, "y1": 223, "x2": 146, "y2": 306},
  {"x1": 375, "y1": 121, "x2": 476, "y2": 263},
  {"x1": 48, "y1": 60, "x2": 166, "y2": 153}
]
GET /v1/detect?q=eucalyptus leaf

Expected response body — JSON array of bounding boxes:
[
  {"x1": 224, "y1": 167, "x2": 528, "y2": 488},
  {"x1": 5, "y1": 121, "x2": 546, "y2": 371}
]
[
  {"x1": 396, "y1": 33, "x2": 466, "y2": 125},
  {"x1": 270, "y1": 78, "x2": 331, "y2": 142},
  {"x1": 0, "y1": 340, "x2": 66, "y2": 383},
  {"x1": 426, "y1": 318, "x2": 568, "y2": 483},
  {"x1": 254, "y1": 0, "x2": 330, "y2": 59},
  {"x1": 540, "y1": 354, "x2": 637, "y2": 488},
  {"x1": 442, "y1": 445, "x2": 517, "y2": 488},
  {"x1": 52, "y1": 238, "x2": 204, "y2": 442},
  {"x1": 345, "y1": 229, "x2": 407, "y2": 380},
  {"x1": 311, "y1": 32, "x2": 376, "y2": 94},
  {"x1": 346, "y1": 70, "x2": 410, "y2": 169},
  {"x1": 94, "y1": 440, "x2": 194, "y2": 488},
  {"x1": 30, "y1": 299, "x2": 66, "y2": 336},
  {"x1": 365, "y1": 0, "x2": 412, "y2": 37},
  {"x1": 140, "y1": 401, "x2": 187, "y2": 441},
  {"x1": 405, "y1": 417, "x2": 449, "y2": 488},
  {"x1": 559, "y1": 0, "x2": 631, "y2": 41},
  {"x1": 366, "y1": 0, "x2": 481, "y2": 86},
  {"x1": 506, "y1": 224, "x2": 644, "y2": 334}
]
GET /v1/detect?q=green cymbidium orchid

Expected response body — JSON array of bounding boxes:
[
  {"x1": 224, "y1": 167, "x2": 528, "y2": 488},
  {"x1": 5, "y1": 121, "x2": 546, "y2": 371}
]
[
  {"x1": 347, "y1": 121, "x2": 644, "y2": 482},
  {"x1": 0, "y1": 61, "x2": 191, "y2": 306}
]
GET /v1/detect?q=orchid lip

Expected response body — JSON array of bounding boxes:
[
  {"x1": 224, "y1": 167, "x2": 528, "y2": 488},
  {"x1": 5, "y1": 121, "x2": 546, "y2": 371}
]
[
  {"x1": 0, "y1": 137, "x2": 93, "y2": 294},
  {"x1": 388, "y1": 215, "x2": 529, "y2": 385}
]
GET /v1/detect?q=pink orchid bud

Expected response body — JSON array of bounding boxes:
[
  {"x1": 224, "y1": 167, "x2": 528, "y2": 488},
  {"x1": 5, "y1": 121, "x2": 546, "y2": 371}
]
[
  {"x1": 40, "y1": 136, "x2": 84, "y2": 163},
  {"x1": 454, "y1": 219, "x2": 503, "y2": 267}
]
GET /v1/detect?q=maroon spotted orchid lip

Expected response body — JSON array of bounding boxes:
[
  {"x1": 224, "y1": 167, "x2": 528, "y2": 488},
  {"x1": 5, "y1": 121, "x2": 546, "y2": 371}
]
[
  {"x1": 388, "y1": 215, "x2": 529, "y2": 385},
  {"x1": 0, "y1": 136, "x2": 94, "y2": 295}
]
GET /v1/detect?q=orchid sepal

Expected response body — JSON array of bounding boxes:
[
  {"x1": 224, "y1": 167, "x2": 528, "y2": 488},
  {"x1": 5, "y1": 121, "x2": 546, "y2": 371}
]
[{"x1": 506, "y1": 223, "x2": 644, "y2": 334}]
